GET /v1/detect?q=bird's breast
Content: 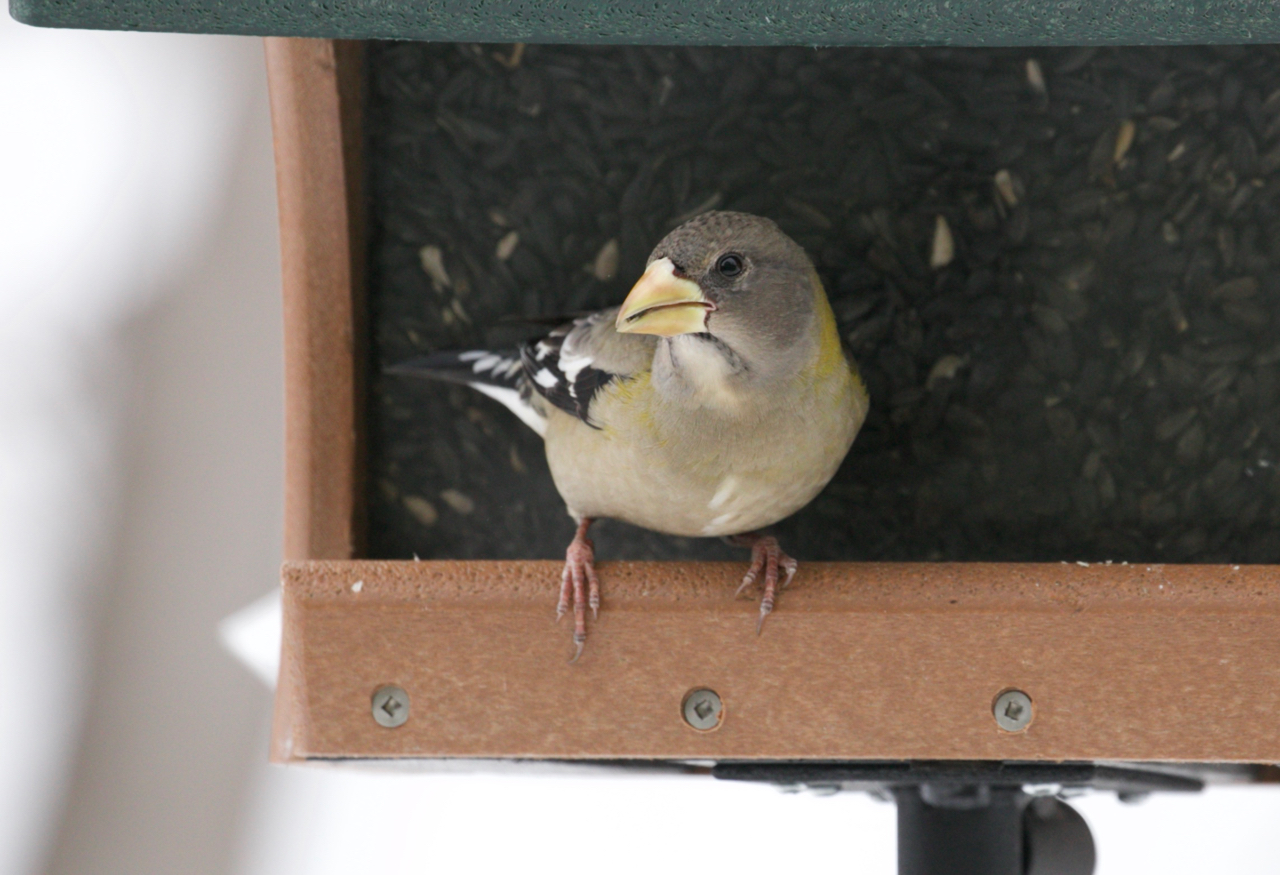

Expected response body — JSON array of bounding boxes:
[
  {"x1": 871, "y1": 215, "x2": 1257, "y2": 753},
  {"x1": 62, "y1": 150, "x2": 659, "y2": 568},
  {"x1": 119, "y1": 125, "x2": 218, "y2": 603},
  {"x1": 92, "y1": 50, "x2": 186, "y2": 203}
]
[
  {"x1": 543, "y1": 370, "x2": 863, "y2": 537},
  {"x1": 694, "y1": 468, "x2": 837, "y2": 536}
]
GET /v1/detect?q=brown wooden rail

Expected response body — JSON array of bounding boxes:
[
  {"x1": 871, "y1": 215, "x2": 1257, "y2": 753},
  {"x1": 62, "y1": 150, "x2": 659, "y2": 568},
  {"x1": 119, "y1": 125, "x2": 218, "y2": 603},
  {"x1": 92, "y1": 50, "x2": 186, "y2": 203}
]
[
  {"x1": 264, "y1": 38, "x2": 1280, "y2": 767},
  {"x1": 272, "y1": 559, "x2": 1280, "y2": 763},
  {"x1": 266, "y1": 37, "x2": 366, "y2": 564}
]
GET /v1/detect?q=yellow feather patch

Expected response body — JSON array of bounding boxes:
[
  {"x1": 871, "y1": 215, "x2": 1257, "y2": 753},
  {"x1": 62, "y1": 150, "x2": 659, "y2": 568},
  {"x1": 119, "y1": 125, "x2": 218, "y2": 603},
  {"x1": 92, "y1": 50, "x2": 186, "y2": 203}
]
[
  {"x1": 598, "y1": 371, "x2": 658, "y2": 440},
  {"x1": 805, "y1": 274, "x2": 870, "y2": 414},
  {"x1": 810, "y1": 274, "x2": 846, "y2": 380}
]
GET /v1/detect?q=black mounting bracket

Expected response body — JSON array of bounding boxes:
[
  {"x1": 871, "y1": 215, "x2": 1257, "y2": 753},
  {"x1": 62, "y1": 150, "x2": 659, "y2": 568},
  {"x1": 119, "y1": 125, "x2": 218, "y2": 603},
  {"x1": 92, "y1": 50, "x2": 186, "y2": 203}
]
[{"x1": 714, "y1": 761, "x2": 1207, "y2": 875}]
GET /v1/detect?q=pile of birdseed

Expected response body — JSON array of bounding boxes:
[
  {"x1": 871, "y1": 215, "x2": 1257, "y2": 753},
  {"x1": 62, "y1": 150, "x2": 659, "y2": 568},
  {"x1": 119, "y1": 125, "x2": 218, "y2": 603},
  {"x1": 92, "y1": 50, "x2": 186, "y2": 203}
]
[{"x1": 365, "y1": 43, "x2": 1280, "y2": 564}]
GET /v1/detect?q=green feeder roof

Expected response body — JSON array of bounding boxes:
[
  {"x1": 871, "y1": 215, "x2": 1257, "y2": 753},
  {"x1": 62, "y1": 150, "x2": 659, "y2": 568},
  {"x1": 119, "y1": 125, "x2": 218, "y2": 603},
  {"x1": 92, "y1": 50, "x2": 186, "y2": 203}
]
[{"x1": 10, "y1": 0, "x2": 1280, "y2": 45}]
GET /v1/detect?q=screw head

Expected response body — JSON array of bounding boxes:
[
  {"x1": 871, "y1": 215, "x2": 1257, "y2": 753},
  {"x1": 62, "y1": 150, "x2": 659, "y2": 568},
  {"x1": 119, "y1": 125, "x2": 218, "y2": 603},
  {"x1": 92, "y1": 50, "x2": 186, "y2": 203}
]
[
  {"x1": 682, "y1": 688, "x2": 723, "y2": 731},
  {"x1": 371, "y1": 684, "x2": 410, "y2": 728},
  {"x1": 993, "y1": 689, "x2": 1033, "y2": 732}
]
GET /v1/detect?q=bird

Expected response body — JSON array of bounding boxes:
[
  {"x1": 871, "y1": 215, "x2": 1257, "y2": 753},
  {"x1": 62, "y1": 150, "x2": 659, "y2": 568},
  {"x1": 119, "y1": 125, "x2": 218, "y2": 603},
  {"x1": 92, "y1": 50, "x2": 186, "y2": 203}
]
[{"x1": 390, "y1": 211, "x2": 869, "y2": 660}]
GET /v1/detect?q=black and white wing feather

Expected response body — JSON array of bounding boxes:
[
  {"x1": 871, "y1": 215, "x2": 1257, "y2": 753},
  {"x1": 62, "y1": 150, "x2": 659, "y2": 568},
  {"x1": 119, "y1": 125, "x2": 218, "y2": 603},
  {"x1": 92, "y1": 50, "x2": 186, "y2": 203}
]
[
  {"x1": 386, "y1": 348, "x2": 548, "y2": 436},
  {"x1": 388, "y1": 307, "x2": 654, "y2": 437},
  {"x1": 519, "y1": 314, "x2": 620, "y2": 428}
]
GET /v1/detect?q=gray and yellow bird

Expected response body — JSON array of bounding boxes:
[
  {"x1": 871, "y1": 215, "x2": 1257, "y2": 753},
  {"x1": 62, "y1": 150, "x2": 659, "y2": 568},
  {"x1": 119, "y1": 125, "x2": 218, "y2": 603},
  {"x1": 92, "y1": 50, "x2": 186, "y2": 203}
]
[{"x1": 392, "y1": 211, "x2": 869, "y2": 660}]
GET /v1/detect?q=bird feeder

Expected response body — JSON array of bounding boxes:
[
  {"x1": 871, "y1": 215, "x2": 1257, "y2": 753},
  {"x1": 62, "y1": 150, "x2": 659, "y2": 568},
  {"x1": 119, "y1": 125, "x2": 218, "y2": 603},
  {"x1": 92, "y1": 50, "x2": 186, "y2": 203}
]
[
  {"x1": 15, "y1": 0, "x2": 1280, "y2": 868},
  {"x1": 262, "y1": 35, "x2": 1280, "y2": 769}
]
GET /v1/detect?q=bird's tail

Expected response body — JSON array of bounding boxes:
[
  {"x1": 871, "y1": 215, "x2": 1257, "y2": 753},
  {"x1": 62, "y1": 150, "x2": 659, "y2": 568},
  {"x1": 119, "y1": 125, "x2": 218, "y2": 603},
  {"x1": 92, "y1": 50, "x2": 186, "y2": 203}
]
[{"x1": 386, "y1": 350, "x2": 547, "y2": 437}]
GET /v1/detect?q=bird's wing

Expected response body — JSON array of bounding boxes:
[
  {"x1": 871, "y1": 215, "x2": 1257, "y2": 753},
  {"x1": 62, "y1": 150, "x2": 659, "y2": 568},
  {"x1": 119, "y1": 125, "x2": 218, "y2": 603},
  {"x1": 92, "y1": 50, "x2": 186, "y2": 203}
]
[
  {"x1": 386, "y1": 348, "x2": 549, "y2": 436},
  {"x1": 520, "y1": 307, "x2": 656, "y2": 429}
]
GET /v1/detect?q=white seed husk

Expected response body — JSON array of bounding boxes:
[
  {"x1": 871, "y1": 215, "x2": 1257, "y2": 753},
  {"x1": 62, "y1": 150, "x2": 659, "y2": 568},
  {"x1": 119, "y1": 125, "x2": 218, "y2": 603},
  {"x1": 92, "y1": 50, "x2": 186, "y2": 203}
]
[
  {"x1": 495, "y1": 230, "x2": 520, "y2": 261},
  {"x1": 1113, "y1": 119, "x2": 1136, "y2": 164},
  {"x1": 418, "y1": 245, "x2": 451, "y2": 291},
  {"x1": 1025, "y1": 58, "x2": 1046, "y2": 94},
  {"x1": 929, "y1": 214, "x2": 954, "y2": 269},
  {"x1": 593, "y1": 238, "x2": 620, "y2": 281},
  {"x1": 439, "y1": 489, "x2": 475, "y2": 515},
  {"x1": 926, "y1": 353, "x2": 968, "y2": 389},
  {"x1": 402, "y1": 495, "x2": 439, "y2": 527},
  {"x1": 994, "y1": 169, "x2": 1019, "y2": 207}
]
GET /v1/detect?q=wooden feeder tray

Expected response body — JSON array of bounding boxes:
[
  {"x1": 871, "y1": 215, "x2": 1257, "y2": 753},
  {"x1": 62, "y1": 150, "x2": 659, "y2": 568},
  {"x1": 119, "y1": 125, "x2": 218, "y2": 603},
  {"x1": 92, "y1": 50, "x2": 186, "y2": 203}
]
[{"x1": 267, "y1": 38, "x2": 1280, "y2": 772}]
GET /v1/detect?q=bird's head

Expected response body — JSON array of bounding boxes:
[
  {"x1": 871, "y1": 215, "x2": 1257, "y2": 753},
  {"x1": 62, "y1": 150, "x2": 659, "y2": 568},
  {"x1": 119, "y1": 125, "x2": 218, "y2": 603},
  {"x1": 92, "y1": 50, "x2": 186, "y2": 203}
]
[{"x1": 615, "y1": 212, "x2": 822, "y2": 376}]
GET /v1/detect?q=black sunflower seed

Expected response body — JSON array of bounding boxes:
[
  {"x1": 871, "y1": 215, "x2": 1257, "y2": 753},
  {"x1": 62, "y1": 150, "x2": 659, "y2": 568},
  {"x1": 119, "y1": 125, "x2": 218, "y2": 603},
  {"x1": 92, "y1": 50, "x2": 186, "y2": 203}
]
[{"x1": 365, "y1": 43, "x2": 1280, "y2": 565}]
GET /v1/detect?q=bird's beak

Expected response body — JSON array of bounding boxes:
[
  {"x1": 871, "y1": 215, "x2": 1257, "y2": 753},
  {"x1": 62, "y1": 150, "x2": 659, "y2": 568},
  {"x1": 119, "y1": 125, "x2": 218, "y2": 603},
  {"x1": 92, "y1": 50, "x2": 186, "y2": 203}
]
[{"x1": 615, "y1": 257, "x2": 713, "y2": 336}]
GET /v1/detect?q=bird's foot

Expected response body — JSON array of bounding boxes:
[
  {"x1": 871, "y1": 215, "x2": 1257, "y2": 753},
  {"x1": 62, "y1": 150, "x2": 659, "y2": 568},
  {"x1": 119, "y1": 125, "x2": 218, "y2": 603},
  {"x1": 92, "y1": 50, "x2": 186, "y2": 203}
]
[
  {"x1": 556, "y1": 518, "x2": 599, "y2": 662},
  {"x1": 729, "y1": 532, "x2": 798, "y2": 634}
]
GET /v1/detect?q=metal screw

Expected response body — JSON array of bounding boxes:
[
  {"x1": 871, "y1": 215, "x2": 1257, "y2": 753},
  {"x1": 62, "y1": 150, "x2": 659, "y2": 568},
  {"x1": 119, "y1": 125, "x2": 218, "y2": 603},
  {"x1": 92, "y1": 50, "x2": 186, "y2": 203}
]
[
  {"x1": 993, "y1": 689, "x2": 1033, "y2": 732},
  {"x1": 371, "y1": 684, "x2": 410, "y2": 728},
  {"x1": 682, "y1": 688, "x2": 723, "y2": 731}
]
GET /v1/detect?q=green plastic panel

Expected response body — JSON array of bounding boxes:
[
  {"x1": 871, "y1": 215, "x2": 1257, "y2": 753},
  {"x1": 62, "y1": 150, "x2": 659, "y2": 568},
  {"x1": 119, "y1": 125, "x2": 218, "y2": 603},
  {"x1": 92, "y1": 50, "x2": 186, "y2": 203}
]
[{"x1": 10, "y1": 0, "x2": 1280, "y2": 45}]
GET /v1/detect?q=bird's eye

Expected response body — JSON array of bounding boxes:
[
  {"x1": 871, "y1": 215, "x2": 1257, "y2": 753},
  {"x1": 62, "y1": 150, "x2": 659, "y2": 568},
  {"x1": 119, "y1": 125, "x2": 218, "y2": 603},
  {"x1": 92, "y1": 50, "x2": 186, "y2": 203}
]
[{"x1": 716, "y1": 253, "x2": 744, "y2": 277}]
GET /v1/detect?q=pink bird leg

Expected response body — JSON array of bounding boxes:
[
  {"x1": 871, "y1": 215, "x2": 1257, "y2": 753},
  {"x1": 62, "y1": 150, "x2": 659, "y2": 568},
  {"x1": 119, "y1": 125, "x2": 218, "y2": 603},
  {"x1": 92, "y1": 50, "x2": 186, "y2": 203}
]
[
  {"x1": 557, "y1": 517, "x2": 599, "y2": 662},
  {"x1": 729, "y1": 532, "x2": 798, "y2": 633}
]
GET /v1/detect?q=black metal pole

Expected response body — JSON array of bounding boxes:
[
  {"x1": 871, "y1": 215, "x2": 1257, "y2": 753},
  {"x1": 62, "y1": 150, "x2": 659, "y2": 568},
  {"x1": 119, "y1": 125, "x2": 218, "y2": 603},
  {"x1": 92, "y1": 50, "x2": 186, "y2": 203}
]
[{"x1": 895, "y1": 785, "x2": 1025, "y2": 875}]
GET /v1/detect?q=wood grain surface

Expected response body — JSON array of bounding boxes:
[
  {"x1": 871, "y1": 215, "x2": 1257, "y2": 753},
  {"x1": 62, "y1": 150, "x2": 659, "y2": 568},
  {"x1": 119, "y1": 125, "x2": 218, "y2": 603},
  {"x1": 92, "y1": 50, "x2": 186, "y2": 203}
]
[
  {"x1": 264, "y1": 38, "x2": 1280, "y2": 767},
  {"x1": 265, "y1": 37, "x2": 366, "y2": 762},
  {"x1": 273, "y1": 559, "x2": 1280, "y2": 763},
  {"x1": 266, "y1": 37, "x2": 365, "y2": 563}
]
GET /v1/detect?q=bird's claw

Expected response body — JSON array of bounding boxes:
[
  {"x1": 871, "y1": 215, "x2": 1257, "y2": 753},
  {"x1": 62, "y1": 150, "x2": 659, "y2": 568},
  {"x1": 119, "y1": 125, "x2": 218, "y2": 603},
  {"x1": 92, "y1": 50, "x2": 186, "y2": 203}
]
[
  {"x1": 730, "y1": 533, "x2": 797, "y2": 634},
  {"x1": 556, "y1": 566, "x2": 571, "y2": 621},
  {"x1": 559, "y1": 518, "x2": 599, "y2": 661}
]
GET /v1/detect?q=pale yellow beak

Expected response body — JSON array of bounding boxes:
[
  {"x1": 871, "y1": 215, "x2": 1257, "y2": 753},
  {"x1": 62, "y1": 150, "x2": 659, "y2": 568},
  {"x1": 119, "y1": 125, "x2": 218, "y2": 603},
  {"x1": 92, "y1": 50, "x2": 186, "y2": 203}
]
[{"x1": 615, "y1": 257, "x2": 713, "y2": 337}]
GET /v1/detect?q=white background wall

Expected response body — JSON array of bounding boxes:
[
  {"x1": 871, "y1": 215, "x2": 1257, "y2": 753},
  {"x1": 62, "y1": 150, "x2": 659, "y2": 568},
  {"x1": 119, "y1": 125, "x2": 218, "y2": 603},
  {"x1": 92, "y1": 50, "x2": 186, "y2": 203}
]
[{"x1": 3, "y1": 14, "x2": 1280, "y2": 874}]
